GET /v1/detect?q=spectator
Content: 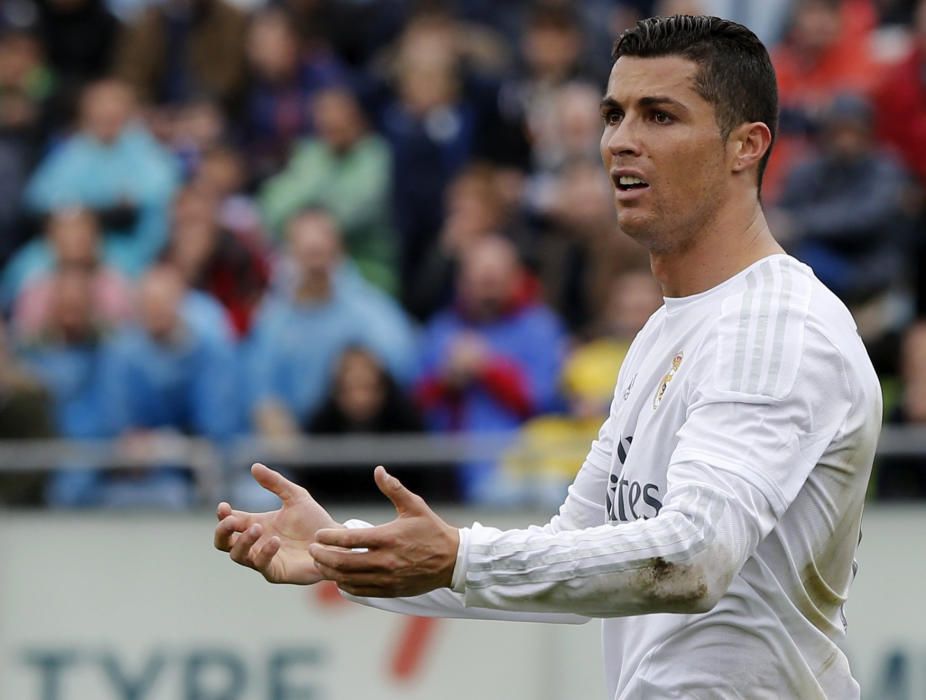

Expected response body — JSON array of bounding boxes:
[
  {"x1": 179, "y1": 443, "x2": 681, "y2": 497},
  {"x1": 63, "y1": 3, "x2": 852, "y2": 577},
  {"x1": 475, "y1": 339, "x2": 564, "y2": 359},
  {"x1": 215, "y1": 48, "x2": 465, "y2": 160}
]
[
  {"x1": 259, "y1": 86, "x2": 397, "y2": 294},
  {"x1": 299, "y1": 346, "x2": 453, "y2": 501},
  {"x1": 406, "y1": 163, "x2": 512, "y2": 320},
  {"x1": 767, "y1": 0, "x2": 880, "y2": 199},
  {"x1": 11, "y1": 79, "x2": 179, "y2": 300},
  {"x1": 13, "y1": 207, "x2": 133, "y2": 337},
  {"x1": 873, "y1": 0, "x2": 926, "y2": 317},
  {"x1": 515, "y1": 4, "x2": 598, "y2": 162},
  {"x1": 113, "y1": 0, "x2": 248, "y2": 114},
  {"x1": 102, "y1": 264, "x2": 238, "y2": 438},
  {"x1": 18, "y1": 266, "x2": 110, "y2": 506},
  {"x1": 162, "y1": 185, "x2": 269, "y2": 337},
  {"x1": 193, "y1": 145, "x2": 264, "y2": 245},
  {"x1": 533, "y1": 159, "x2": 648, "y2": 337},
  {"x1": 529, "y1": 81, "x2": 604, "y2": 176},
  {"x1": 772, "y1": 93, "x2": 910, "y2": 306},
  {"x1": 518, "y1": 3, "x2": 592, "y2": 87},
  {"x1": 875, "y1": 0, "x2": 926, "y2": 187},
  {"x1": 380, "y1": 14, "x2": 483, "y2": 294},
  {"x1": 242, "y1": 7, "x2": 349, "y2": 184},
  {"x1": 415, "y1": 234, "x2": 566, "y2": 502},
  {"x1": 774, "y1": 0, "x2": 879, "y2": 111},
  {"x1": 94, "y1": 265, "x2": 239, "y2": 508},
  {"x1": 309, "y1": 346, "x2": 422, "y2": 436},
  {"x1": 247, "y1": 208, "x2": 416, "y2": 439}
]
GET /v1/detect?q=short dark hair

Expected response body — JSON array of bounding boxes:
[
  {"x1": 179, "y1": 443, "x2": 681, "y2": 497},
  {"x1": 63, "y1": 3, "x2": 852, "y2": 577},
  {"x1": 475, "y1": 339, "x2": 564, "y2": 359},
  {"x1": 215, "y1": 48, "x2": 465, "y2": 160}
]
[{"x1": 612, "y1": 15, "x2": 778, "y2": 192}]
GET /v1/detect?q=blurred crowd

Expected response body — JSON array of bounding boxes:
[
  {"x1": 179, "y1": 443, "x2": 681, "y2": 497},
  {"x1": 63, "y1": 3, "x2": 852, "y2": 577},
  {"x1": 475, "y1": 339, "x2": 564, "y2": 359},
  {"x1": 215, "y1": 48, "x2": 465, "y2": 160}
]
[{"x1": 0, "y1": 0, "x2": 925, "y2": 509}]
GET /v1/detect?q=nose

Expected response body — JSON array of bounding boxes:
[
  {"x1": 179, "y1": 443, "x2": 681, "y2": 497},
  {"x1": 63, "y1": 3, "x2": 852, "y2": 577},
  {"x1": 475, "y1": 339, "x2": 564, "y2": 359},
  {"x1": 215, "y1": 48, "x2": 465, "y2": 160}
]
[{"x1": 602, "y1": 117, "x2": 643, "y2": 159}]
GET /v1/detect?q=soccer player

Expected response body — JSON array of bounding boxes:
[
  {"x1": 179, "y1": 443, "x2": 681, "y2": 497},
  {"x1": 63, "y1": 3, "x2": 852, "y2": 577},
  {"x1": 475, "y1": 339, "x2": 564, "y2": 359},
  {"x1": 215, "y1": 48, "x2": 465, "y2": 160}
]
[{"x1": 214, "y1": 16, "x2": 881, "y2": 698}]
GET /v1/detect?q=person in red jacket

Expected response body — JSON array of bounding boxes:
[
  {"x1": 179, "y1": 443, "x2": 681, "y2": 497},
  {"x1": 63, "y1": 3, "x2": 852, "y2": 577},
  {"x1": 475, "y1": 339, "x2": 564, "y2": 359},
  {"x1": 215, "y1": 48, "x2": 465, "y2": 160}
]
[
  {"x1": 874, "y1": 0, "x2": 926, "y2": 186},
  {"x1": 414, "y1": 234, "x2": 567, "y2": 502},
  {"x1": 873, "y1": 0, "x2": 926, "y2": 313}
]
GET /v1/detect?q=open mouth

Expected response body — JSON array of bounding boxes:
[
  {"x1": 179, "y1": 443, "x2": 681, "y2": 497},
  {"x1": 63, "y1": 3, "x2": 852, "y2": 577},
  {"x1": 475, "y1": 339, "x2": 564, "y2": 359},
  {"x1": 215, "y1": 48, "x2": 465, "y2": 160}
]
[{"x1": 617, "y1": 175, "x2": 650, "y2": 192}]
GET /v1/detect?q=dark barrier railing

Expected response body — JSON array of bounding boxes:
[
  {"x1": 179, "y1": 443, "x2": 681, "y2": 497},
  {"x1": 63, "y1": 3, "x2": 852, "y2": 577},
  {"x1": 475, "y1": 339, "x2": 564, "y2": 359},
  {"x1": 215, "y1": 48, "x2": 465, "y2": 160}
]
[{"x1": 0, "y1": 426, "x2": 921, "y2": 504}]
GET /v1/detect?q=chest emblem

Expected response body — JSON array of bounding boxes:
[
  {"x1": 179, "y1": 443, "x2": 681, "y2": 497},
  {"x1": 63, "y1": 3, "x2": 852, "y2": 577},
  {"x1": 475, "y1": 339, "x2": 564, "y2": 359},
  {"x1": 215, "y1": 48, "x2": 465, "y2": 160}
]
[{"x1": 653, "y1": 350, "x2": 684, "y2": 409}]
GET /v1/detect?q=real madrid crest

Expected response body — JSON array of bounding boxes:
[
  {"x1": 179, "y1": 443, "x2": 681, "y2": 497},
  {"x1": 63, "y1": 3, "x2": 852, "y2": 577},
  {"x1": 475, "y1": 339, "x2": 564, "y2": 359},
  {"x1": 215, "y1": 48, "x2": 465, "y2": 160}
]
[{"x1": 653, "y1": 351, "x2": 684, "y2": 409}]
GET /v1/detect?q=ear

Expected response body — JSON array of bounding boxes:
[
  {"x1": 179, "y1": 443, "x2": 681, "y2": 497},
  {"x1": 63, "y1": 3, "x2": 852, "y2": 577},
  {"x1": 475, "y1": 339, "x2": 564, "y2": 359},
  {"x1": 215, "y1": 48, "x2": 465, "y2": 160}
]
[{"x1": 728, "y1": 121, "x2": 773, "y2": 176}]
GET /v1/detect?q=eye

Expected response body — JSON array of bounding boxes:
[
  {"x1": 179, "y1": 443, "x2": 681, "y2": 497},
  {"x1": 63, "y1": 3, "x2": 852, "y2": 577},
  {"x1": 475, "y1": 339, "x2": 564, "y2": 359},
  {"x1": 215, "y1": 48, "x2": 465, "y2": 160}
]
[
  {"x1": 652, "y1": 111, "x2": 673, "y2": 125},
  {"x1": 602, "y1": 109, "x2": 623, "y2": 127}
]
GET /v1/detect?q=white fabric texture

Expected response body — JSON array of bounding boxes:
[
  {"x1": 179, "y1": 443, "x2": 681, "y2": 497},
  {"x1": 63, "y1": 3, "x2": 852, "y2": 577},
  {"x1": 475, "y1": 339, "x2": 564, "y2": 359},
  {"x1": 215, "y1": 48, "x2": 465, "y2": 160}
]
[{"x1": 345, "y1": 255, "x2": 882, "y2": 699}]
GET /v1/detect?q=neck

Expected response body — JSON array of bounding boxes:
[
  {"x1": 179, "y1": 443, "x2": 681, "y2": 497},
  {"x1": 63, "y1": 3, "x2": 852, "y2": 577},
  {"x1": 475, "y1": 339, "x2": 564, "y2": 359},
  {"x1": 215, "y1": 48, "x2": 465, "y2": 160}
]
[{"x1": 649, "y1": 197, "x2": 784, "y2": 298}]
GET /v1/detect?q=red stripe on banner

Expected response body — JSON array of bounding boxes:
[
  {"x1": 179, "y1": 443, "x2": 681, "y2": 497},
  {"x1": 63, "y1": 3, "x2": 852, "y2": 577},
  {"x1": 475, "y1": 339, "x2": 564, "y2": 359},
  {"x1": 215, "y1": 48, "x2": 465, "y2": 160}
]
[{"x1": 391, "y1": 617, "x2": 438, "y2": 681}]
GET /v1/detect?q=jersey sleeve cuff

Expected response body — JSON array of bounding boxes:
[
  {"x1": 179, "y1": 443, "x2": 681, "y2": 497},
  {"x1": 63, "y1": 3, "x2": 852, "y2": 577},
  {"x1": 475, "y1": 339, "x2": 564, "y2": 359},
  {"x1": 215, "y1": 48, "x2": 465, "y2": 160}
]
[
  {"x1": 343, "y1": 518, "x2": 373, "y2": 529},
  {"x1": 451, "y1": 526, "x2": 471, "y2": 593}
]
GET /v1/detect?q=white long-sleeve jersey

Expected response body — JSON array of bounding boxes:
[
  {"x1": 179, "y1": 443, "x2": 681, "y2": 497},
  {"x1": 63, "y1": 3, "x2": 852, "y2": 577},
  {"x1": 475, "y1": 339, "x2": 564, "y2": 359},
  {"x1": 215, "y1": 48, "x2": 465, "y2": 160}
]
[{"x1": 345, "y1": 254, "x2": 882, "y2": 699}]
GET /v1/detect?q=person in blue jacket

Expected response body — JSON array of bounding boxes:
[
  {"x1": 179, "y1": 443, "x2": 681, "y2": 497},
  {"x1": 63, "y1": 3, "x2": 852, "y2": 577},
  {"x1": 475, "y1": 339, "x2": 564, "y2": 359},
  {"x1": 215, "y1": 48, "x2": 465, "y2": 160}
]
[
  {"x1": 97, "y1": 264, "x2": 238, "y2": 508},
  {"x1": 247, "y1": 208, "x2": 417, "y2": 440},
  {"x1": 415, "y1": 234, "x2": 567, "y2": 502}
]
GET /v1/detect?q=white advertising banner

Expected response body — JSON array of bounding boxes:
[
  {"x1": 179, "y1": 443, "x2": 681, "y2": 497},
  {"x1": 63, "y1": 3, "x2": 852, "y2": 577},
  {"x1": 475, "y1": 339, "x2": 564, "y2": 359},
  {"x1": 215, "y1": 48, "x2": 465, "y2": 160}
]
[{"x1": 0, "y1": 506, "x2": 923, "y2": 700}]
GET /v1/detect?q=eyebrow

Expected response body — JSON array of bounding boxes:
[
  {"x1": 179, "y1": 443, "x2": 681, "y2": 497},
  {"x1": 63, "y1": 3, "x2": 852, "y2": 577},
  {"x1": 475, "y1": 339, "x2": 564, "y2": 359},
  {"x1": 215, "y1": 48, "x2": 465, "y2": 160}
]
[{"x1": 599, "y1": 95, "x2": 689, "y2": 113}]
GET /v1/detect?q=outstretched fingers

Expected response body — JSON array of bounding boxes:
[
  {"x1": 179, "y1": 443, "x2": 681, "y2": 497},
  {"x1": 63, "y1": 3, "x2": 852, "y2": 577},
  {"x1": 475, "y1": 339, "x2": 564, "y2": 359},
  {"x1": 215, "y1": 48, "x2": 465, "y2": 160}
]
[
  {"x1": 374, "y1": 466, "x2": 428, "y2": 516},
  {"x1": 217, "y1": 502, "x2": 232, "y2": 521},
  {"x1": 214, "y1": 515, "x2": 251, "y2": 552},
  {"x1": 251, "y1": 536, "x2": 282, "y2": 574},
  {"x1": 251, "y1": 463, "x2": 303, "y2": 503},
  {"x1": 229, "y1": 523, "x2": 263, "y2": 567}
]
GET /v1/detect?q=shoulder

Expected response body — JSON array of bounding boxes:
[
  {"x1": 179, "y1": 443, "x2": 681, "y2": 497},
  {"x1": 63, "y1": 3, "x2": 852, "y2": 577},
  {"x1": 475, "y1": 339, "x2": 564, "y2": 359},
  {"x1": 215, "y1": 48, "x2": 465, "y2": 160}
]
[
  {"x1": 32, "y1": 136, "x2": 88, "y2": 171},
  {"x1": 701, "y1": 256, "x2": 846, "y2": 400}
]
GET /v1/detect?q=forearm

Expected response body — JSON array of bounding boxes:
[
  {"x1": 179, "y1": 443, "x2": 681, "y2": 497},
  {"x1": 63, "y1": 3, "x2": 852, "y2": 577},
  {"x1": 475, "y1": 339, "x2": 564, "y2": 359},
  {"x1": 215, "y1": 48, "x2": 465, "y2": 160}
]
[{"x1": 452, "y1": 481, "x2": 747, "y2": 618}]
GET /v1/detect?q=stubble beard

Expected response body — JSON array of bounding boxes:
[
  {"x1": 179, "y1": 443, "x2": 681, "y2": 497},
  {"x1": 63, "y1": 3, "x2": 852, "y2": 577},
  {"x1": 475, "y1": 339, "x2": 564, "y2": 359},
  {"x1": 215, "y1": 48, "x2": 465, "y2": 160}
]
[
  {"x1": 617, "y1": 206, "x2": 693, "y2": 256},
  {"x1": 615, "y1": 180, "x2": 724, "y2": 257}
]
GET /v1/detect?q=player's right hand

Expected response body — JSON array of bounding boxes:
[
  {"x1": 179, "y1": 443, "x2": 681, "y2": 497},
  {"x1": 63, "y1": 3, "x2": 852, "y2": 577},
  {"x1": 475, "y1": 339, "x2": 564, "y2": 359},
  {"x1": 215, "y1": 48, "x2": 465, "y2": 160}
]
[{"x1": 213, "y1": 463, "x2": 344, "y2": 585}]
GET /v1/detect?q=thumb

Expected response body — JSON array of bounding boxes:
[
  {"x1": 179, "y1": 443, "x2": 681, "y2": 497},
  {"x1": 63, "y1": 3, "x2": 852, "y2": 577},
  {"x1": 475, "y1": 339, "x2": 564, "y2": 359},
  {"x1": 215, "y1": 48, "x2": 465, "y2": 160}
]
[
  {"x1": 251, "y1": 462, "x2": 302, "y2": 504},
  {"x1": 375, "y1": 465, "x2": 427, "y2": 517}
]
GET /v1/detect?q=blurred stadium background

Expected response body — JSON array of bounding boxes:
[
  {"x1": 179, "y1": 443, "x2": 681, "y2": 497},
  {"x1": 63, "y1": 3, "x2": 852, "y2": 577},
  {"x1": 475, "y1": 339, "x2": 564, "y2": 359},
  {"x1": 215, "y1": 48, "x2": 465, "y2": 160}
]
[{"x1": 0, "y1": 0, "x2": 925, "y2": 697}]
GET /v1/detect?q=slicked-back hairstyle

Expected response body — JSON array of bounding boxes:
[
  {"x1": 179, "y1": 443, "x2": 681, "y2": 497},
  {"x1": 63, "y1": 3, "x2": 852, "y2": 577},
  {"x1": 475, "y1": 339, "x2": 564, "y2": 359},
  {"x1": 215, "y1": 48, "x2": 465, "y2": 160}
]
[{"x1": 612, "y1": 15, "x2": 778, "y2": 193}]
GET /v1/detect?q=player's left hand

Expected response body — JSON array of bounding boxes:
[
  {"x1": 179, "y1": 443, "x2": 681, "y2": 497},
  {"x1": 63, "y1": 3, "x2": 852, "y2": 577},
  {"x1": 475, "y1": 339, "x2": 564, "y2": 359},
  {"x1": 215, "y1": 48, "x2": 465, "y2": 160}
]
[{"x1": 309, "y1": 466, "x2": 460, "y2": 598}]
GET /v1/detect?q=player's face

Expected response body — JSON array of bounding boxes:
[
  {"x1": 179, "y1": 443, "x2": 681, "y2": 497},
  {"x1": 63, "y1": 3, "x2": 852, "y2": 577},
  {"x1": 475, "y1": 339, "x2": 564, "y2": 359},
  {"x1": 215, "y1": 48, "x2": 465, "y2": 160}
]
[{"x1": 600, "y1": 55, "x2": 729, "y2": 253}]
